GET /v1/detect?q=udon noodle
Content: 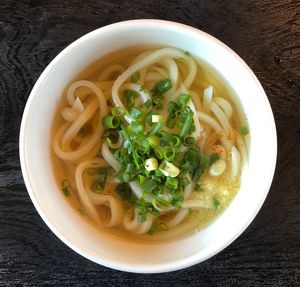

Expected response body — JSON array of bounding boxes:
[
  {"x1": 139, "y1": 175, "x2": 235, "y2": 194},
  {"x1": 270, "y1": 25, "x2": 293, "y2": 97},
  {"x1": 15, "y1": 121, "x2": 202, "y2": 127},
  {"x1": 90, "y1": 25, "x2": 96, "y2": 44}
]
[{"x1": 52, "y1": 47, "x2": 249, "y2": 240}]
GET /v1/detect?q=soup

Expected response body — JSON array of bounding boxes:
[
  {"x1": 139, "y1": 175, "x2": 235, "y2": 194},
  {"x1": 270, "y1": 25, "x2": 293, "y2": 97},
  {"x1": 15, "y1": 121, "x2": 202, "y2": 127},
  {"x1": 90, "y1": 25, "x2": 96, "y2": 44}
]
[{"x1": 51, "y1": 46, "x2": 249, "y2": 241}]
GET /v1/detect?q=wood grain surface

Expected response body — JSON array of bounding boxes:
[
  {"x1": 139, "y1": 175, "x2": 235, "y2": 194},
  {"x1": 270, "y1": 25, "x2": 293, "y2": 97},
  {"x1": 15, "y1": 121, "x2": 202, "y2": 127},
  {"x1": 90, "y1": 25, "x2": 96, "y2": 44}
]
[{"x1": 0, "y1": 0, "x2": 299, "y2": 286}]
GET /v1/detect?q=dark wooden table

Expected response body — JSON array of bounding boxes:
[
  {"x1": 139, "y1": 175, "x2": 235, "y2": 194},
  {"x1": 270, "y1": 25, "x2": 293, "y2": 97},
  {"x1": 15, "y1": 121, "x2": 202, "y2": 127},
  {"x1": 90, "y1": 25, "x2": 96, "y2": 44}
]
[{"x1": 1, "y1": 0, "x2": 299, "y2": 286}]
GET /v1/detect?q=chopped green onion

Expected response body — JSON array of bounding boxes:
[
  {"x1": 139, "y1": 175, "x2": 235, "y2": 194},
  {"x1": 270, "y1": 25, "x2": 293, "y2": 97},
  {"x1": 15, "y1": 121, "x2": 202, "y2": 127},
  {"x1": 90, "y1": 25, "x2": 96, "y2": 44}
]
[
  {"x1": 96, "y1": 170, "x2": 107, "y2": 192},
  {"x1": 147, "y1": 135, "x2": 160, "y2": 148},
  {"x1": 62, "y1": 187, "x2": 70, "y2": 197},
  {"x1": 125, "y1": 163, "x2": 135, "y2": 173},
  {"x1": 116, "y1": 183, "x2": 132, "y2": 201},
  {"x1": 209, "y1": 153, "x2": 220, "y2": 165},
  {"x1": 141, "y1": 178, "x2": 157, "y2": 193},
  {"x1": 183, "y1": 51, "x2": 190, "y2": 56},
  {"x1": 147, "y1": 221, "x2": 159, "y2": 235},
  {"x1": 168, "y1": 101, "x2": 179, "y2": 113},
  {"x1": 154, "y1": 148, "x2": 164, "y2": 160},
  {"x1": 152, "y1": 98, "x2": 163, "y2": 110},
  {"x1": 130, "y1": 107, "x2": 143, "y2": 120},
  {"x1": 131, "y1": 71, "x2": 140, "y2": 83},
  {"x1": 195, "y1": 183, "x2": 201, "y2": 191},
  {"x1": 212, "y1": 198, "x2": 221, "y2": 210},
  {"x1": 124, "y1": 89, "x2": 138, "y2": 109},
  {"x1": 170, "y1": 135, "x2": 181, "y2": 148},
  {"x1": 182, "y1": 177, "x2": 191, "y2": 186},
  {"x1": 165, "y1": 177, "x2": 179, "y2": 190},
  {"x1": 148, "y1": 119, "x2": 163, "y2": 136},
  {"x1": 102, "y1": 115, "x2": 120, "y2": 129},
  {"x1": 166, "y1": 116, "x2": 176, "y2": 128},
  {"x1": 78, "y1": 208, "x2": 84, "y2": 215},
  {"x1": 240, "y1": 126, "x2": 249, "y2": 136},
  {"x1": 137, "y1": 212, "x2": 146, "y2": 223},
  {"x1": 61, "y1": 179, "x2": 71, "y2": 197},
  {"x1": 139, "y1": 85, "x2": 146, "y2": 92},
  {"x1": 112, "y1": 106, "x2": 126, "y2": 117},
  {"x1": 176, "y1": 94, "x2": 191, "y2": 106},
  {"x1": 162, "y1": 147, "x2": 176, "y2": 161},
  {"x1": 179, "y1": 107, "x2": 194, "y2": 138},
  {"x1": 155, "y1": 195, "x2": 171, "y2": 207},
  {"x1": 144, "y1": 99, "x2": 152, "y2": 109},
  {"x1": 148, "y1": 207, "x2": 160, "y2": 217},
  {"x1": 183, "y1": 136, "x2": 196, "y2": 147},
  {"x1": 138, "y1": 175, "x2": 146, "y2": 185},
  {"x1": 151, "y1": 79, "x2": 172, "y2": 97}
]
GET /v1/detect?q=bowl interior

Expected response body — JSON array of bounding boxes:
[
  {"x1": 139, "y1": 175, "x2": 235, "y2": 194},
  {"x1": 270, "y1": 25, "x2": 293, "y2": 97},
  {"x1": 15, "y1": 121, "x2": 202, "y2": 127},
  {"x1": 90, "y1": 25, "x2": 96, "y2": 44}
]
[{"x1": 20, "y1": 20, "x2": 277, "y2": 273}]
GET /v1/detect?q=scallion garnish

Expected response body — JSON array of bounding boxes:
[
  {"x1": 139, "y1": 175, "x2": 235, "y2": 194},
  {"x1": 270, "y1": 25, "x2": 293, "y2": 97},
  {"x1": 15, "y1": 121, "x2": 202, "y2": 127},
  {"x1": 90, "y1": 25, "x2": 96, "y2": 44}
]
[
  {"x1": 100, "y1": 76, "x2": 220, "y2": 222},
  {"x1": 212, "y1": 198, "x2": 221, "y2": 210},
  {"x1": 147, "y1": 221, "x2": 158, "y2": 235},
  {"x1": 151, "y1": 79, "x2": 172, "y2": 97},
  {"x1": 62, "y1": 187, "x2": 70, "y2": 197},
  {"x1": 165, "y1": 177, "x2": 179, "y2": 190},
  {"x1": 240, "y1": 126, "x2": 249, "y2": 136},
  {"x1": 131, "y1": 71, "x2": 140, "y2": 83},
  {"x1": 102, "y1": 115, "x2": 120, "y2": 129},
  {"x1": 112, "y1": 106, "x2": 126, "y2": 117},
  {"x1": 124, "y1": 89, "x2": 138, "y2": 109},
  {"x1": 61, "y1": 179, "x2": 71, "y2": 197},
  {"x1": 183, "y1": 136, "x2": 196, "y2": 147}
]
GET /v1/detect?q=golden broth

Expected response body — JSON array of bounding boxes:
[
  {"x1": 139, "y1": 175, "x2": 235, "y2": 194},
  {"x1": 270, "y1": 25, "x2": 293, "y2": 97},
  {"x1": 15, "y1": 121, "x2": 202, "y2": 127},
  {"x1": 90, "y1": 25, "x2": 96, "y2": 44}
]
[{"x1": 51, "y1": 46, "x2": 247, "y2": 242}]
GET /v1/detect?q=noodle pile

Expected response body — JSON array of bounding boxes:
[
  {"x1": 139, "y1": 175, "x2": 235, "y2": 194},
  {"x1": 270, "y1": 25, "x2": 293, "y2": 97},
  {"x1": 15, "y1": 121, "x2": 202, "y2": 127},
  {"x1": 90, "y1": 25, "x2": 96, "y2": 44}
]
[{"x1": 53, "y1": 47, "x2": 248, "y2": 239}]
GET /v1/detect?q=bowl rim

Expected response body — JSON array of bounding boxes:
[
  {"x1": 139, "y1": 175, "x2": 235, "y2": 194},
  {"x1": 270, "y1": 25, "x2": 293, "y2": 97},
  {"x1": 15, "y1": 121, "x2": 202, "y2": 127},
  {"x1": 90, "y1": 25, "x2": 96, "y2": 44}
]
[{"x1": 19, "y1": 19, "x2": 277, "y2": 273}]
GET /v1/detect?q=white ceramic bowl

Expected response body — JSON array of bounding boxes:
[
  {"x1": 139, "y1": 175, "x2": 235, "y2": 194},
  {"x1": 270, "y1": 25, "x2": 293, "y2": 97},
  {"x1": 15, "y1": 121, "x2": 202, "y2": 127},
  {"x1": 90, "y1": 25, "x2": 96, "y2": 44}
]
[{"x1": 19, "y1": 19, "x2": 277, "y2": 273}]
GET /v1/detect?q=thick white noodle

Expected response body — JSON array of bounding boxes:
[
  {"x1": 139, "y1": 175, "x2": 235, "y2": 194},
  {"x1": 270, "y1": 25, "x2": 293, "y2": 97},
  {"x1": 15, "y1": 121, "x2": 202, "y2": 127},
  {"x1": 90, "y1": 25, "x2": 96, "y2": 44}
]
[
  {"x1": 145, "y1": 72, "x2": 163, "y2": 82},
  {"x1": 123, "y1": 212, "x2": 153, "y2": 234},
  {"x1": 235, "y1": 130, "x2": 248, "y2": 165},
  {"x1": 72, "y1": 97, "x2": 84, "y2": 113},
  {"x1": 188, "y1": 98, "x2": 205, "y2": 143},
  {"x1": 75, "y1": 158, "x2": 110, "y2": 225},
  {"x1": 101, "y1": 141, "x2": 122, "y2": 171},
  {"x1": 97, "y1": 64, "x2": 125, "y2": 82},
  {"x1": 87, "y1": 188, "x2": 123, "y2": 227},
  {"x1": 182, "y1": 200, "x2": 214, "y2": 209},
  {"x1": 61, "y1": 107, "x2": 79, "y2": 122},
  {"x1": 190, "y1": 91, "x2": 202, "y2": 112},
  {"x1": 61, "y1": 99, "x2": 98, "y2": 148},
  {"x1": 203, "y1": 86, "x2": 213, "y2": 114},
  {"x1": 159, "y1": 58, "x2": 179, "y2": 95},
  {"x1": 123, "y1": 212, "x2": 139, "y2": 230},
  {"x1": 210, "y1": 102, "x2": 233, "y2": 145},
  {"x1": 150, "y1": 66, "x2": 169, "y2": 78},
  {"x1": 166, "y1": 209, "x2": 189, "y2": 228},
  {"x1": 184, "y1": 175, "x2": 193, "y2": 199},
  {"x1": 53, "y1": 81, "x2": 107, "y2": 161},
  {"x1": 197, "y1": 112, "x2": 232, "y2": 151},
  {"x1": 231, "y1": 145, "x2": 241, "y2": 179},
  {"x1": 134, "y1": 214, "x2": 154, "y2": 234},
  {"x1": 213, "y1": 97, "x2": 233, "y2": 120}
]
